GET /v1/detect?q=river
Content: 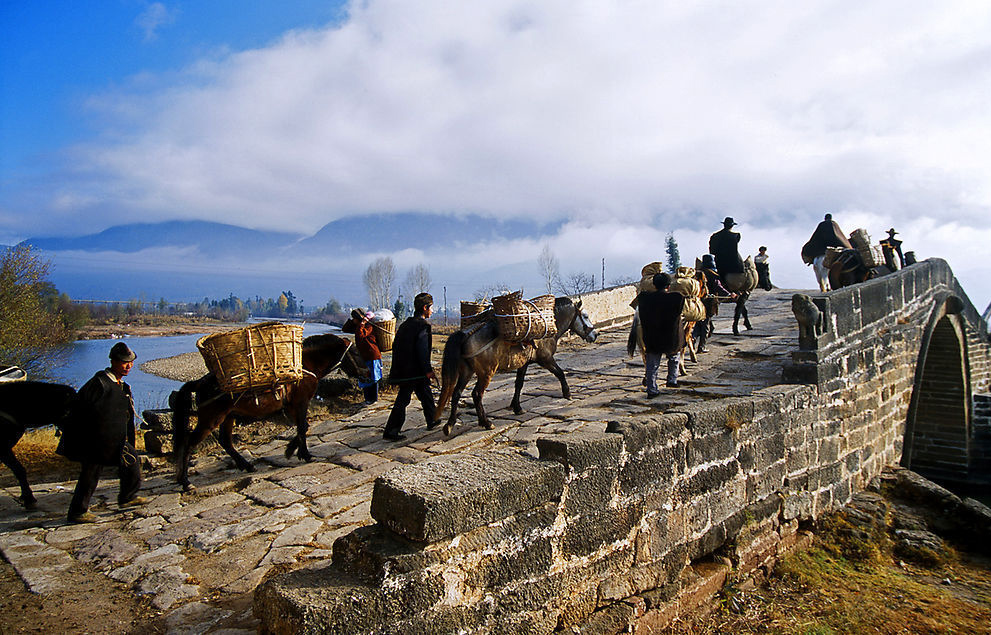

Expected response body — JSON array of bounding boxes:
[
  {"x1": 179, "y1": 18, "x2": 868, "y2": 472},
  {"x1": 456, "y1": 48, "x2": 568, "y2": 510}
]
[{"x1": 51, "y1": 322, "x2": 339, "y2": 416}]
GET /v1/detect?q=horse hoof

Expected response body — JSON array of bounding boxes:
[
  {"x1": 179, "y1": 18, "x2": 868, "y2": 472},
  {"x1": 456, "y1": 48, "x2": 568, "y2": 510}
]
[
  {"x1": 481, "y1": 421, "x2": 494, "y2": 430},
  {"x1": 301, "y1": 453, "x2": 314, "y2": 463},
  {"x1": 181, "y1": 483, "x2": 196, "y2": 493},
  {"x1": 512, "y1": 406, "x2": 523, "y2": 415},
  {"x1": 22, "y1": 499, "x2": 37, "y2": 511},
  {"x1": 443, "y1": 424, "x2": 452, "y2": 436}
]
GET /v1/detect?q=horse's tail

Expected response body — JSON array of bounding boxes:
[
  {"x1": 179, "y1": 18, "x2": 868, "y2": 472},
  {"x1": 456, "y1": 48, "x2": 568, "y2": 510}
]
[
  {"x1": 627, "y1": 313, "x2": 639, "y2": 357},
  {"x1": 434, "y1": 330, "x2": 468, "y2": 422},
  {"x1": 169, "y1": 380, "x2": 197, "y2": 460}
]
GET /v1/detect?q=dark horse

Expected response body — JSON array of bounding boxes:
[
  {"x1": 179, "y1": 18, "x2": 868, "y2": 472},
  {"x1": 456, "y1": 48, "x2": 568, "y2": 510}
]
[
  {"x1": 434, "y1": 297, "x2": 597, "y2": 434},
  {"x1": 721, "y1": 256, "x2": 759, "y2": 336},
  {"x1": 171, "y1": 332, "x2": 367, "y2": 490},
  {"x1": 824, "y1": 247, "x2": 885, "y2": 290},
  {"x1": 0, "y1": 381, "x2": 77, "y2": 509}
]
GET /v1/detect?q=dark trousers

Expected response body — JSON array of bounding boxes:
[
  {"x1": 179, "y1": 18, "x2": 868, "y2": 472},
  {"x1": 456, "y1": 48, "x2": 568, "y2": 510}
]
[
  {"x1": 68, "y1": 443, "x2": 142, "y2": 517},
  {"x1": 385, "y1": 379, "x2": 435, "y2": 436}
]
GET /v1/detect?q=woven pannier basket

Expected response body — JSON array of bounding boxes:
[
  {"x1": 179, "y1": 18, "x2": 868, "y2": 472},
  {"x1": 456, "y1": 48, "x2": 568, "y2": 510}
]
[
  {"x1": 493, "y1": 292, "x2": 555, "y2": 342},
  {"x1": 371, "y1": 318, "x2": 396, "y2": 352},
  {"x1": 197, "y1": 322, "x2": 304, "y2": 394},
  {"x1": 460, "y1": 300, "x2": 493, "y2": 329}
]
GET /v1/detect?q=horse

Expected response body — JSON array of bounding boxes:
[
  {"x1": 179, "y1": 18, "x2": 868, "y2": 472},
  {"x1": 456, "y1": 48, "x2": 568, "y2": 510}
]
[
  {"x1": 434, "y1": 297, "x2": 597, "y2": 434},
  {"x1": 171, "y1": 332, "x2": 367, "y2": 490},
  {"x1": 720, "y1": 256, "x2": 759, "y2": 335},
  {"x1": 0, "y1": 381, "x2": 77, "y2": 509},
  {"x1": 824, "y1": 247, "x2": 878, "y2": 290}
]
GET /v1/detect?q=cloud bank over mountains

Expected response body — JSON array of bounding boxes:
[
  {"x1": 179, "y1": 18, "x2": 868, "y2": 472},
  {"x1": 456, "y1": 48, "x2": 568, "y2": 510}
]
[{"x1": 4, "y1": 1, "x2": 991, "y2": 306}]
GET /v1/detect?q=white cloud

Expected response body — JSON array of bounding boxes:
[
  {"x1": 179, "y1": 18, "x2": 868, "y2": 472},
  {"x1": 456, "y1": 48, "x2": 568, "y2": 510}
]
[
  {"x1": 7, "y1": 1, "x2": 991, "y2": 305},
  {"x1": 135, "y1": 2, "x2": 176, "y2": 42}
]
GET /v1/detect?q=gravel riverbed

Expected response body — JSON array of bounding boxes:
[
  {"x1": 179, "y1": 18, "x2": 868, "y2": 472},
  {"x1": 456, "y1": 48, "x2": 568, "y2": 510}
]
[{"x1": 140, "y1": 352, "x2": 208, "y2": 383}]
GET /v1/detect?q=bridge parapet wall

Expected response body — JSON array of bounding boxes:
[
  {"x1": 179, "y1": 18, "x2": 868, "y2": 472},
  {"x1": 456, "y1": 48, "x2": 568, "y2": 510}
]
[{"x1": 255, "y1": 259, "x2": 991, "y2": 633}]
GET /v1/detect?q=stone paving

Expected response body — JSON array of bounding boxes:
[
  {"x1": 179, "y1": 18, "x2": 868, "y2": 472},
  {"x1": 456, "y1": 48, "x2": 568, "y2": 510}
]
[{"x1": 0, "y1": 289, "x2": 801, "y2": 632}]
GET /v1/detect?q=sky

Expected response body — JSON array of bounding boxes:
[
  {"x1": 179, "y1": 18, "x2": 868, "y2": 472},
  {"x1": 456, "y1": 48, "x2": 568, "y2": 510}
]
[{"x1": 1, "y1": 0, "x2": 990, "y2": 309}]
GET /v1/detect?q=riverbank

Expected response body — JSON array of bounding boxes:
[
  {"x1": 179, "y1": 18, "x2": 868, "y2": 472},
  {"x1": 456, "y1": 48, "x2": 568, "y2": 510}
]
[{"x1": 139, "y1": 351, "x2": 208, "y2": 383}]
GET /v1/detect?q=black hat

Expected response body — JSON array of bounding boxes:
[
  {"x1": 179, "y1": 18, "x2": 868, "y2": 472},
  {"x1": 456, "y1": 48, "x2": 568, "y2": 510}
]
[
  {"x1": 887, "y1": 228, "x2": 898, "y2": 235},
  {"x1": 351, "y1": 308, "x2": 366, "y2": 322},
  {"x1": 109, "y1": 342, "x2": 136, "y2": 362},
  {"x1": 701, "y1": 254, "x2": 716, "y2": 269},
  {"x1": 723, "y1": 217, "x2": 736, "y2": 227}
]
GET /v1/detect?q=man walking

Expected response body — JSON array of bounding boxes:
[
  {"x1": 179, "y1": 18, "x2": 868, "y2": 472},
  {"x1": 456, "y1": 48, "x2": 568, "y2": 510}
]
[
  {"x1": 384, "y1": 293, "x2": 437, "y2": 441},
  {"x1": 638, "y1": 273, "x2": 686, "y2": 394},
  {"x1": 57, "y1": 342, "x2": 146, "y2": 523}
]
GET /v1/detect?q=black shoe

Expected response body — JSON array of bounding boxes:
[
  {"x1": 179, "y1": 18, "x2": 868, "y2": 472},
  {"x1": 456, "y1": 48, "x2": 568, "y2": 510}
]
[
  {"x1": 646, "y1": 392, "x2": 660, "y2": 399},
  {"x1": 666, "y1": 381, "x2": 679, "y2": 388},
  {"x1": 426, "y1": 420, "x2": 440, "y2": 431},
  {"x1": 383, "y1": 432, "x2": 407, "y2": 441}
]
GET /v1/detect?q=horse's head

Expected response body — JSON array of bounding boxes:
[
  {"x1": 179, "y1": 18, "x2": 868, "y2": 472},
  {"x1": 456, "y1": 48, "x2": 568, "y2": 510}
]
[
  {"x1": 302, "y1": 333, "x2": 370, "y2": 381},
  {"x1": 560, "y1": 297, "x2": 597, "y2": 343}
]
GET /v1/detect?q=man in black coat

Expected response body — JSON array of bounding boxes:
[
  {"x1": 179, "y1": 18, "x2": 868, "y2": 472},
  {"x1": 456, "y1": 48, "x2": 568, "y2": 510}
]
[
  {"x1": 57, "y1": 342, "x2": 146, "y2": 523},
  {"x1": 708, "y1": 217, "x2": 744, "y2": 277},
  {"x1": 383, "y1": 293, "x2": 437, "y2": 441},
  {"x1": 638, "y1": 273, "x2": 686, "y2": 395}
]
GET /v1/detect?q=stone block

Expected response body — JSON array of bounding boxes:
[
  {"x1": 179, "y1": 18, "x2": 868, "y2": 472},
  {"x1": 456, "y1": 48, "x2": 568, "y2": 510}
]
[
  {"x1": 677, "y1": 460, "x2": 739, "y2": 500},
  {"x1": 675, "y1": 398, "x2": 755, "y2": 437},
  {"x1": 746, "y1": 461, "x2": 786, "y2": 501},
  {"x1": 563, "y1": 467, "x2": 619, "y2": 515},
  {"x1": 370, "y1": 450, "x2": 564, "y2": 542},
  {"x1": 560, "y1": 506, "x2": 641, "y2": 558},
  {"x1": 782, "y1": 491, "x2": 813, "y2": 520},
  {"x1": 465, "y1": 535, "x2": 555, "y2": 589},
  {"x1": 687, "y1": 431, "x2": 736, "y2": 468},
  {"x1": 617, "y1": 443, "x2": 683, "y2": 498},
  {"x1": 537, "y1": 431, "x2": 624, "y2": 472},
  {"x1": 605, "y1": 413, "x2": 687, "y2": 455}
]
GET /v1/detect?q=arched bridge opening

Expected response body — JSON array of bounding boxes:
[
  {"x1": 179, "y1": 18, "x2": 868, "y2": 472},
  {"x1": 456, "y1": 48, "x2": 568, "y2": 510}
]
[{"x1": 903, "y1": 302, "x2": 971, "y2": 483}]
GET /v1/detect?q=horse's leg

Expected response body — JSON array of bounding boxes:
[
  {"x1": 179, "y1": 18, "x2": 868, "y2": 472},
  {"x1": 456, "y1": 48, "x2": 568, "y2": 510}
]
[
  {"x1": 511, "y1": 362, "x2": 531, "y2": 415},
  {"x1": 217, "y1": 416, "x2": 255, "y2": 472},
  {"x1": 471, "y1": 373, "x2": 495, "y2": 430},
  {"x1": 741, "y1": 292, "x2": 752, "y2": 330},
  {"x1": 179, "y1": 413, "x2": 226, "y2": 490},
  {"x1": 685, "y1": 322, "x2": 698, "y2": 363},
  {"x1": 1, "y1": 445, "x2": 36, "y2": 509},
  {"x1": 443, "y1": 368, "x2": 472, "y2": 436},
  {"x1": 289, "y1": 392, "x2": 313, "y2": 463},
  {"x1": 733, "y1": 298, "x2": 743, "y2": 336}
]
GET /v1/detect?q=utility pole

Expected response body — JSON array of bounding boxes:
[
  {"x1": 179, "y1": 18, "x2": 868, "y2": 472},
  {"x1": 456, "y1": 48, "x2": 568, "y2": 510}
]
[
  {"x1": 443, "y1": 286, "x2": 448, "y2": 325},
  {"x1": 601, "y1": 258, "x2": 605, "y2": 290}
]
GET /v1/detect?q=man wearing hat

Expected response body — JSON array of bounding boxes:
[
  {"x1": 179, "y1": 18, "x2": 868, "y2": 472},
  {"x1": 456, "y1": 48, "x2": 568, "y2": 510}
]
[
  {"x1": 57, "y1": 341, "x2": 146, "y2": 523},
  {"x1": 384, "y1": 293, "x2": 437, "y2": 441},
  {"x1": 880, "y1": 227, "x2": 905, "y2": 270},
  {"x1": 708, "y1": 217, "x2": 745, "y2": 278}
]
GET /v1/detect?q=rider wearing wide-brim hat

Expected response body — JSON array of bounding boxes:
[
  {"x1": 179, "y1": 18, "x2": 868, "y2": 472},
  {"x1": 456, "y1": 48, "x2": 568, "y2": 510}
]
[
  {"x1": 708, "y1": 217, "x2": 745, "y2": 276},
  {"x1": 57, "y1": 342, "x2": 147, "y2": 523}
]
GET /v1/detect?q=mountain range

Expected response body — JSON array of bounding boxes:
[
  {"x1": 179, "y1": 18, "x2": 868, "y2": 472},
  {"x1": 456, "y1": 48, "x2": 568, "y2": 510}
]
[{"x1": 16, "y1": 212, "x2": 560, "y2": 304}]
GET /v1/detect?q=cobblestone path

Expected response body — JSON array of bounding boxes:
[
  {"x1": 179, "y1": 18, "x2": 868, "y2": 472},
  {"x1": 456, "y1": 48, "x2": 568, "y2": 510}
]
[{"x1": 0, "y1": 289, "x2": 800, "y2": 632}]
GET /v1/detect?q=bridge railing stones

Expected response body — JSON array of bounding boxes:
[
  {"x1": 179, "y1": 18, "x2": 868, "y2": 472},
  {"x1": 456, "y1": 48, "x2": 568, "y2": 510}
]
[{"x1": 255, "y1": 259, "x2": 991, "y2": 633}]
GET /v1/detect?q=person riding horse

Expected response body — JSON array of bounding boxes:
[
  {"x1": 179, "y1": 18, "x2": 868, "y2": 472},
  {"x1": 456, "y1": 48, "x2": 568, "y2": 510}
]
[
  {"x1": 708, "y1": 217, "x2": 744, "y2": 279},
  {"x1": 802, "y1": 213, "x2": 853, "y2": 292}
]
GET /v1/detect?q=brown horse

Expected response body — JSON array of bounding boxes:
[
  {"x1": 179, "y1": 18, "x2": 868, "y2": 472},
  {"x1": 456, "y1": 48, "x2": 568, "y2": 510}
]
[
  {"x1": 434, "y1": 297, "x2": 597, "y2": 434},
  {"x1": 824, "y1": 247, "x2": 880, "y2": 290},
  {"x1": 0, "y1": 381, "x2": 77, "y2": 508},
  {"x1": 171, "y1": 332, "x2": 367, "y2": 490}
]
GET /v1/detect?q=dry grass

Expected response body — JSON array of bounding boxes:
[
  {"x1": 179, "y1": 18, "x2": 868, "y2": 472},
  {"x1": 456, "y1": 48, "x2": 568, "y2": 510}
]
[
  {"x1": 0, "y1": 427, "x2": 79, "y2": 487},
  {"x1": 669, "y1": 514, "x2": 991, "y2": 634}
]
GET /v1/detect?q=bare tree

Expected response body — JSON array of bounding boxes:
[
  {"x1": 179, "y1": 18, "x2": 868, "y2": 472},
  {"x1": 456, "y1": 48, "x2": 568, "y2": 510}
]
[
  {"x1": 472, "y1": 283, "x2": 513, "y2": 302},
  {"x1": 403, "y1": 263, "x2": 432, "y2": 297},
  {"x1": 556, "y1": 271, "x2": 597, "y2": 296},
  {"x1": 537, "y1": 244, "x2": 561, "y2": 294},
  {"x1": 363, "y1": 257, "x2": 396, "y2": 310}
]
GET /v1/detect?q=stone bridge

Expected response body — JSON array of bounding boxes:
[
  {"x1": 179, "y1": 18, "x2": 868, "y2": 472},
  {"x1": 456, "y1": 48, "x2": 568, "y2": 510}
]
[{"x1": 0, "y1": 259, "x2": 988, "y2": 633}]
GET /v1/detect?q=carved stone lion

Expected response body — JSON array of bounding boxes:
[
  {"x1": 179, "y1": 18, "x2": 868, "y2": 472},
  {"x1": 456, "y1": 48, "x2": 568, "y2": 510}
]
[{"x1": 792, "y1": 293, "x2": 823, "y2": 348}]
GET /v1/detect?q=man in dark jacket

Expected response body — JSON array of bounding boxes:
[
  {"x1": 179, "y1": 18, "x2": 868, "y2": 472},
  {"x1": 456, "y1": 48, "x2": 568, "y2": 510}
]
[
  {"x1": 638, "y1": 273, "x2": 686, "y2": 395},
  {"x1": 57, "y1": 342, "x2": 146, "y2": 523},
  {"x1": 383, "y1": 293, "x2": 437, "y2": 441},
  {"x1": 708, "y1": 217, "x2": 744, "y2": 277}
]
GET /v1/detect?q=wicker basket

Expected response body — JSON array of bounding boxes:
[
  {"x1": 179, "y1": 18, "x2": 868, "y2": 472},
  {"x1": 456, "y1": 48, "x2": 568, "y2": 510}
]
[
  {"x1": 460, "y1": 301, "x2": 493, "y2": 329},
  {"x1": 197, "y1": 322, "x2": 303, "y2": 394},
  {"x1": 493, "y1": 292, "x2": 555, "y2": 342},
  {"x1": 371, "y1": 318, "x2": 396, "y2": 352}
]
